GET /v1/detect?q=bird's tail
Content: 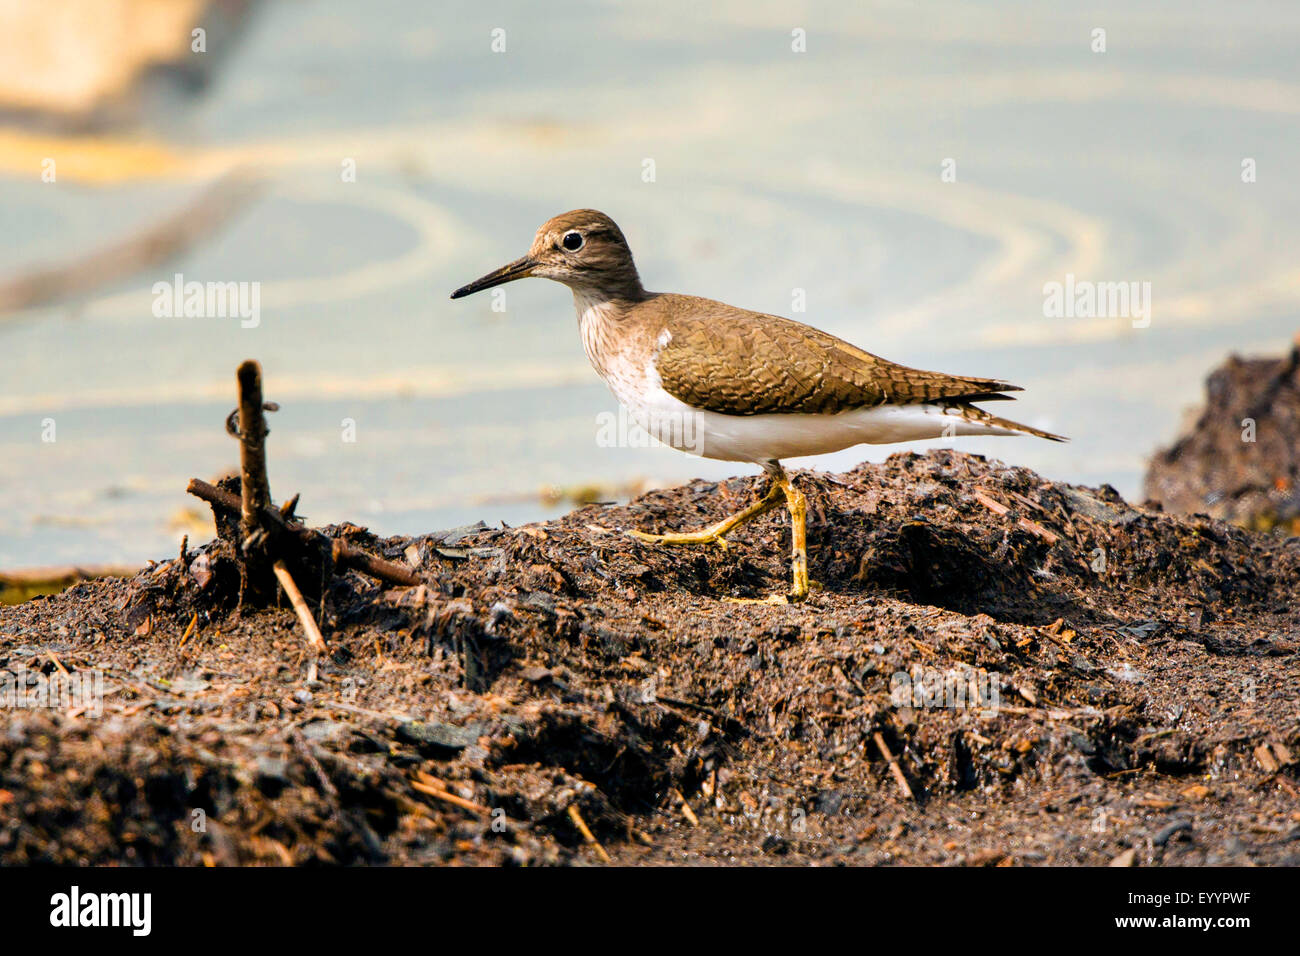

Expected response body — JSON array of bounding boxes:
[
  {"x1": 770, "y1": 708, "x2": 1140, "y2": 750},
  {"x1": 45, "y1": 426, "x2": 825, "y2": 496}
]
[{"x1": 953, "y1": 403, "x2": 1068, "y2": 442}]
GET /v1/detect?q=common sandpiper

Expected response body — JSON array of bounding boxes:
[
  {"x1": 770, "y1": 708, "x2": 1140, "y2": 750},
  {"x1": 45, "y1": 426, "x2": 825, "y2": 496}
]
[{"x1": 451, "y1": 209, "x2": 1065, "y2": 603}]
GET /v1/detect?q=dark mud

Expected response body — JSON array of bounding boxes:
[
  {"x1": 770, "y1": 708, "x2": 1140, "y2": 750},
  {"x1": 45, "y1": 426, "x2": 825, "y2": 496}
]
[
  {"x1": 1146, "y1": 345, "x2": 1300, "y2": 534},
  {"x1": 2, "y1": 450, "x2": 1298, "y2": 866}
]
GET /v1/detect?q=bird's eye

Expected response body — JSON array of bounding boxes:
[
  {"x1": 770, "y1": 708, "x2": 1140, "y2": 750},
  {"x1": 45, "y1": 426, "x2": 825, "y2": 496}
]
[{"x1": 562, "y1": 231, "x2": 584, "y2": 251}]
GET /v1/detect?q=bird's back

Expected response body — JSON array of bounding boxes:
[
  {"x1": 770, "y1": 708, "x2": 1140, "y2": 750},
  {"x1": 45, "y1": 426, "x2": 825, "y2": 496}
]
[{"x1": 628, "y1": 293, "x2": 1025, "y2": 418}]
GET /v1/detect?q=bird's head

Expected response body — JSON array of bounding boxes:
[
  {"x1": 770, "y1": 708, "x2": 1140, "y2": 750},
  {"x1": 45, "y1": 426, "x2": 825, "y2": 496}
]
[{"x1": 450, "y1": 209, "x2": 644, "y2": 301}]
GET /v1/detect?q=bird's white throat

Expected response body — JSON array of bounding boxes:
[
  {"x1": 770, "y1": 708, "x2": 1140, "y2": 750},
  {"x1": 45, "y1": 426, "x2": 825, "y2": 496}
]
[{"x1": 573, "y1": 289, "x2": 629, "y2": 381}]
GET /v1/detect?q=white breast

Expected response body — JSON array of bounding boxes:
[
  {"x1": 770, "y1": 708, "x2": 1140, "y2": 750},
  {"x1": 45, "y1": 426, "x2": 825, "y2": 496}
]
[{"x1": 576, "y1": 291, "x2": 653, "y2": 406}]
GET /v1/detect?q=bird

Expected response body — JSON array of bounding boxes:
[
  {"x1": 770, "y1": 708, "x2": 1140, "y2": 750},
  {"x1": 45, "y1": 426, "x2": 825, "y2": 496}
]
[{"x1": 451, "y1": 209, "x2": 1065, "y2": 603}]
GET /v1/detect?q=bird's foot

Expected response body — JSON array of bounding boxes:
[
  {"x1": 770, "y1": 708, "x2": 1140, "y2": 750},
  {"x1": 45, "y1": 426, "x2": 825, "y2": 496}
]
[
  {"x1": 626, "y1": 481, "x2": 785, "y2": 554},
  {"x1": 626, "y1": 528, "x2": 730, "y2": 550}
]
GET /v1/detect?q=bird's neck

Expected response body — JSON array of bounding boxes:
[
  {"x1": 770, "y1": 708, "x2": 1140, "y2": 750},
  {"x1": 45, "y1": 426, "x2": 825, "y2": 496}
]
[{"x1": 573, "y1": 287, "x2": 647, "y2": 377}]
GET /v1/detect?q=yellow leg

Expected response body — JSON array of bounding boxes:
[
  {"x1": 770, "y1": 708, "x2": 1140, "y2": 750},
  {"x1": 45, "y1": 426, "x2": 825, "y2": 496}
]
[
  {"x1": 630, "y1": 465, "x2": 811, "y2": 604},
  {"x1": 627, "y1": 480, "x2": 783, "y2": 550},
  {"x1": 779, "y1": 473, "x2": 809, "y2": 602}
]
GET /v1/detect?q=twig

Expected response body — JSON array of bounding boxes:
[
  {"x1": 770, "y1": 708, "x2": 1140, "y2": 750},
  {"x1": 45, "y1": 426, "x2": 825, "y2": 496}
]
[
  {"x1": 188, "y1": 478, "x2": 292, "y2": 535},
  {"x1": 1015, "y1": 516, "x2": 1060, "y2": 545},
  {"x1": 322, "y1": 700, "x2": 418, "y2": 724},
  {"x1": 973, "y1": 491, "x2": 1060, "y2": 545},
  {"x1": 272, "y1": 559, "x2": 327, "y2": 673},
  {"x1": 330, "y1": 539, "x2": 421, "y2": 587},
  {"x1": 178, "y1": 613, "x2": 198, "y2": 648},
  {"x1": 872, "y1": 731, "x2": 915, "y2": 801},
  {"x1": 988, "y1": 704, "x2": 1098, "y2": 721},
  {"x1": 46, "y1": 649, "x2": 69, "y2": 677},
  {"x1": 567, "y1": 804, "x2": 611, "y2": 863},
  {"x1": 236, "y1": 360, "x2": 272, "y2": 543},
  {"x1": 410, "y1": 779, "x2": 490, "y2": 818},
  {"x1": 973, "y1": 490, "x2": 1011, "y2": 516},
  {"x1": 672, "y1": 789, "x2": 699, "y2": 827}
]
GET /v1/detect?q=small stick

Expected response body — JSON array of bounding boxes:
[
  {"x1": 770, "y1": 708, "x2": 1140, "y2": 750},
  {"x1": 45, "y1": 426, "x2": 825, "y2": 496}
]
[
  {"x1": 672, "y1": 789, "x2": 699, "y2": 827},
  {"x1": 410, "y1": 779, "x2": 490, "y2": 817},
  {"x1": 331, "y1": 538, "x2": 421, "y2": 587},
  {"x1": 973, "y1": 491, "x2": 1060, "y2": 545},
  {"x1": 973, "y1": 490, "x2": 1010, "y2": 516},
  {"x1": 178, "y1": 613, "x2": 198, "y2": 648},
  {"x1": 988, "y1": 704, "x2": 1093, "y2": 721},
  {"x1": 1016, "y1": 517, "x2": 1060, "y2": 545},
  {"x1": 272, "y1": 559, "x2": 327, "y2": 663},
  {"x1": 323, "y1": 700, "x2": 418, "y2": 723},
  {"x1": 46, "y1": 649, "x2": 69, "y2": 677},
  {"x1": 567, "y1": 804, "x2": 611, "y2": 863},
  {"x1": 236, "y1": 360, "x2": 272, "y2": 543},
  {"x1": 873, "y1": 731, "x2": 915, "y2": 801}
]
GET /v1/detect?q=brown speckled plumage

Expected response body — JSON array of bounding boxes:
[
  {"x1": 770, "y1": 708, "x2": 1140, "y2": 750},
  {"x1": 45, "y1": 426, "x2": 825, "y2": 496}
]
[{"x1": 645, "y1": 293, "x2": 1021, "y2": 416}]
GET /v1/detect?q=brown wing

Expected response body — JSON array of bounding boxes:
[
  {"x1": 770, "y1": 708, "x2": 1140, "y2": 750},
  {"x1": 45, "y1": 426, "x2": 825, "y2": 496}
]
[{"x1": 652, "y1": 295, "x2": 1022, "y2": 416}]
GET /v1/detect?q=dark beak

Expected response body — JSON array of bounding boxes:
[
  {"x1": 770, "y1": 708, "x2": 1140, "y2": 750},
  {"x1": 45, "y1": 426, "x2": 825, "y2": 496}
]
[{"x1": 449, "y1": 255, "x2": 536, "y2": 299}]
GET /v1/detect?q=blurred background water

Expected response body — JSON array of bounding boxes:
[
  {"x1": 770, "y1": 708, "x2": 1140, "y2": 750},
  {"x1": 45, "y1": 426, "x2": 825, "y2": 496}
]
[{"x1": 1, "y1": 0, "x2": 1298, "y2": 567}]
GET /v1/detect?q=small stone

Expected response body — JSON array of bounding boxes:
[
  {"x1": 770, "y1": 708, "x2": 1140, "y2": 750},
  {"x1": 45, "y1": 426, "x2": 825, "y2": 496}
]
[
  {"x1": 299, "y1": 720, "x2": 345, "y2": 745},
  {"x1": 397, "y1": 721, "x2": 486, "y2": 755}
]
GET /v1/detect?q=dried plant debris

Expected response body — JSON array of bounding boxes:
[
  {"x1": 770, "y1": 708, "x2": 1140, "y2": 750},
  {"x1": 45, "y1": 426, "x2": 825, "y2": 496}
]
[
  {"x1": 1146, "y1": 345, "x2": 1300, "y2": 534},
  {"x1": 2, "y1": 450, "x2": 1298, "y2": 866}
]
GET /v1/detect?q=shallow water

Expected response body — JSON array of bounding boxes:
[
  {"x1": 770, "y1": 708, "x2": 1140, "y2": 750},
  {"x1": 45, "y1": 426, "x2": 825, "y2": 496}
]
[{"x1": 2, "y1": 0, "x2": 1298, "y2": 566}]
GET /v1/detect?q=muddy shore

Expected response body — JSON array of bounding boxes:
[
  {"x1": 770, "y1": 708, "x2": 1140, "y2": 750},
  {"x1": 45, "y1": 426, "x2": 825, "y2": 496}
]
[
  {"x1": 1, "y1": 449, "x2": 1298, "y2": 866},
  {"x1": 1146, "y1": 346, "x2": 1300, "y2": 535}
]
